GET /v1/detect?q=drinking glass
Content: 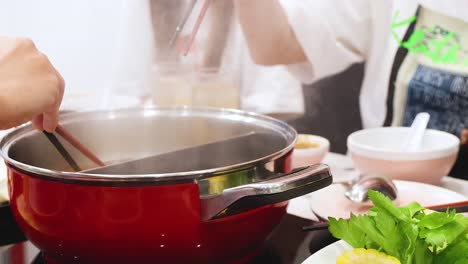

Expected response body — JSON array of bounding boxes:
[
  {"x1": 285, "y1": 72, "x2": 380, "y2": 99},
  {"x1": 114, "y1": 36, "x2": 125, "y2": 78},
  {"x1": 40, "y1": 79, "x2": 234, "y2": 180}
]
[
  {"x1": 151, "y1": 62, "x2": 193, "y2": 107},
  {"x1": 191, "y1": 67, "x2": 240, "y2": 109}
]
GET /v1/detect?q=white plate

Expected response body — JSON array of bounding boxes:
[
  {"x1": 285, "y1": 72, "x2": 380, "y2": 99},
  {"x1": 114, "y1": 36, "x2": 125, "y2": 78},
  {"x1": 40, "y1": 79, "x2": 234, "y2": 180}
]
[
  {"x1": 309, "y1": 180, "x2": 467, "y2": 219},
  {"x1": 302, "y1": 240, "x2": 352, "y2": 264},
  {"x1": 0, "y1": 161, "x2": 7, "y2": 204}
]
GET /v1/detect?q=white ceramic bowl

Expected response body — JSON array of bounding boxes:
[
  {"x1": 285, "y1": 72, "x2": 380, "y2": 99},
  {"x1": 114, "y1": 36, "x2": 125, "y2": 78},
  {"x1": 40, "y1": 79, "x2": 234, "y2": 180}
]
[
  {"x1": 347, "y1": 127, "x2": 460, "y2": 184},
  {"x1": 292, "y1": 134, "x2": 330, "y2": 168}
]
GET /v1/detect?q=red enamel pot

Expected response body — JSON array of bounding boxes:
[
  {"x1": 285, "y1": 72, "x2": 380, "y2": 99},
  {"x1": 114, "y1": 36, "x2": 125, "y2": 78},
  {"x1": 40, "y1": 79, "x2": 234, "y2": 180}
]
[{"x1": 0, "y1": 108, "x2": 332, "y2": 264}]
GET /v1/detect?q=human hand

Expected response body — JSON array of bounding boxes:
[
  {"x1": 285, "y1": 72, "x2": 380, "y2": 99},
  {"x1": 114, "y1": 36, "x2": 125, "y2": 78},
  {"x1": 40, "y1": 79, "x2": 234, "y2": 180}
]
[{"x1": 0, "y1": 37, "x2": 64, "y2": 132}]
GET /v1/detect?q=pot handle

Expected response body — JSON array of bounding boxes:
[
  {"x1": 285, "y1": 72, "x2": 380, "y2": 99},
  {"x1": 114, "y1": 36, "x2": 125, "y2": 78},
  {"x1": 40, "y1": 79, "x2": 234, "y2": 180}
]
[{"x1": 200, "y1": 163, "x2": 332, "y2": 221}]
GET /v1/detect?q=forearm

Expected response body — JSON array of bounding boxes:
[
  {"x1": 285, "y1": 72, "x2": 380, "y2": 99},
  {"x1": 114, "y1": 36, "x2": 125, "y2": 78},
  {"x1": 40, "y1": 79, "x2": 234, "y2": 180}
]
[{"x1": 233, "y1": 0, "x2": 307, "y2": 65}]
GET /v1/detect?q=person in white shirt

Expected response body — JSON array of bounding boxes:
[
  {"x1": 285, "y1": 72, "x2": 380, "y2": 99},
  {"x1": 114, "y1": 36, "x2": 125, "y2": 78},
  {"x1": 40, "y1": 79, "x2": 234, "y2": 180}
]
[
  {"x1": 234, "y1": 0, "x2": 468, "y2": 179},
  {"x1": 150, "y1": 0, "x2": 304, "y2": 118}
]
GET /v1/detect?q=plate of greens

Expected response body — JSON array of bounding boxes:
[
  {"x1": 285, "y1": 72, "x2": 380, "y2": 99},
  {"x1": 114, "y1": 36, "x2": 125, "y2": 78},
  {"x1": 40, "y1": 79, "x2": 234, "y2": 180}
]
[{"x1": 303, "y1": 191, "x2": 468, "y2": 264}]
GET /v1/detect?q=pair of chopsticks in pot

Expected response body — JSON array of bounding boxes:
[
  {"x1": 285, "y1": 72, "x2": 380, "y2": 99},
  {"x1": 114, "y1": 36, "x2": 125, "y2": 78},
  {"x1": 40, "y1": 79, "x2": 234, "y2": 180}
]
[
  {"x1": 43, "y1": 125, "x2": 105, "y2": 172},
  {"x1": 303, "y1": 200, "x2": 468, "y2": 232}
]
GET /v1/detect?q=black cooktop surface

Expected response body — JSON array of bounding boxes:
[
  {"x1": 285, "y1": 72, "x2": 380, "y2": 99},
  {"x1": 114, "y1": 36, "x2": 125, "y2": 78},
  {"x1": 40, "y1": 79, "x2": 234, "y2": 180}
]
[{"x1": 0, "y1": 204, "x2": 336, "y2": 264}]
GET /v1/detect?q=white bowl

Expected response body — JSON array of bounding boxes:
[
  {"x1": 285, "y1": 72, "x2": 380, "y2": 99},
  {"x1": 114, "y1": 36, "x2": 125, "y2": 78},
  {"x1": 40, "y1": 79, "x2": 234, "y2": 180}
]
[
  {"x1": 347, "y1": 127, "x2": 460, "y2": 184},
  {"x1": 292, "y1": 134, "x2": 330, "y2": 168}
]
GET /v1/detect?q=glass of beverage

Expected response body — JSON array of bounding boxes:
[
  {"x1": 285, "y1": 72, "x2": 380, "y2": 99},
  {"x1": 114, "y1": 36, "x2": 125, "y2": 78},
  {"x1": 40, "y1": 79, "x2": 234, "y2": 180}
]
[
  {"x1": 190, "y1": 67, "x2": 240, "y2": 109},
  {"x1": 151, "y1": 62, "x2": 194, "y2": 107}
]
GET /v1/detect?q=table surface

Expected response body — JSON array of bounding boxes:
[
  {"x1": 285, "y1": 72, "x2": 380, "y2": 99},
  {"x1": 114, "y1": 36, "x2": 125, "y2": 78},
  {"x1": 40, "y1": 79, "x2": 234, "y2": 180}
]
[
  {"x1": 288, "y1": 153, "x2": 468, "y2": 221},
  {"x1": 0, "y1": 152, "x2": 467, "y2": 264}
]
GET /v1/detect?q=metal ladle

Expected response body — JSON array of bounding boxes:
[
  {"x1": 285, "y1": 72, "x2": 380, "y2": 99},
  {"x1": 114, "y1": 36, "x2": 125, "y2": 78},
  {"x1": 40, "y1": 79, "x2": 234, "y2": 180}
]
[{"x1": 334, "y1": 173, "x2": 398, "y2": 204}]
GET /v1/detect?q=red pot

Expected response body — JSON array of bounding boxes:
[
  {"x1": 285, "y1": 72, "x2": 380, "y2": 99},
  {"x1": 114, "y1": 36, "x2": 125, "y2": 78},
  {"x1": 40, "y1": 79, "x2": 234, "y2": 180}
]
[{"x1": 1, "y1": 108, "x2": 332, "y2": 264}]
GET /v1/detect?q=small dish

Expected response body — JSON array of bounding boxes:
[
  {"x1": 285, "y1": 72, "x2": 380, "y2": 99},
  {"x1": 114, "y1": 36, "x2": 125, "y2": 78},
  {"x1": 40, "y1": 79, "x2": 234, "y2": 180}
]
[
  {"x1": 0, "y1": 178, "x2": 7, "y2": 205},
  {"x1": 0, "y1": 161, "x2": 7, "y2": 205},
  {"x1": 292, "y1": 134, "x2": 329, "y2": 168}
]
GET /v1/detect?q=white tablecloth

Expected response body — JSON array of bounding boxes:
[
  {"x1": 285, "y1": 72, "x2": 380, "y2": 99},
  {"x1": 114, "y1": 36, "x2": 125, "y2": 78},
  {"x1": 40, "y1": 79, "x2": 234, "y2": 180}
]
[{"x1": 287, "y1": 152, "x2": 468, "y2": 220}]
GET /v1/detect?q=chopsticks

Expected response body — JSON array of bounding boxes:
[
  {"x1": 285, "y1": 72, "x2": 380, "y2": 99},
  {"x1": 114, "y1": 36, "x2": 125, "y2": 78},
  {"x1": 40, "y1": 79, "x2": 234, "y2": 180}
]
[
  {"x1": 55, "y1": 125, "x2": 105, "y2": 167},
  {"x1": 43, "y1": 132, "x2": 82, "y2": 172},
  {"x1": 182, "y1": 0, "x2": 213, "y2": 56},
  {"x1": 429, "y1": 200, "x2": 468, "y2": 213},
  {"x1": 169, "y1": 0, "x2": 198, "y2": 47},
  {"x1": 302, "y1": 200, "x2": 468, "y2": 232},
  {"x1": 43, "y1": 124, "x2": 105, "y2": 172}
]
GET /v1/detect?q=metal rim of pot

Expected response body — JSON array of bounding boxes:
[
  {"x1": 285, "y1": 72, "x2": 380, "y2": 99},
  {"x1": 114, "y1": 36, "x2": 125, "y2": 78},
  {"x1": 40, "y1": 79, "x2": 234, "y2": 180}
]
[{"x1": 0, "y1": 107, "x2": 297, "y2": 184}]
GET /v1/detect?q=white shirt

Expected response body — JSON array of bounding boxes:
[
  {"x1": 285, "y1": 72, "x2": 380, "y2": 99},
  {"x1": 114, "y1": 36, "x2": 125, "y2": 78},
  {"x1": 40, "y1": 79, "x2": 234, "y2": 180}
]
[{"x1": 279, "y1": 0, "x2": 468, "y2": 128}]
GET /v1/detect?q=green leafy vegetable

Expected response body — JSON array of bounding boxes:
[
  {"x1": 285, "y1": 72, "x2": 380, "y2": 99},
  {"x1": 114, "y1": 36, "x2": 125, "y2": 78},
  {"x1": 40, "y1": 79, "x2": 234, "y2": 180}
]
[
  {"x1": 329, "y1": 190, "x2": 468, "y2": 264},
  {"x1": 328, "y1": 216, "x2": 366, "y2": 248}
]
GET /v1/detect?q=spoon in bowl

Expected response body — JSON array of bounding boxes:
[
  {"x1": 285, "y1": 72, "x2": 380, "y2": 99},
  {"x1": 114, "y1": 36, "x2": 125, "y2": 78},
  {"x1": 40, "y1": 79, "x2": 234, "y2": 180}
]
[
  {"x1": 401, "y1": 112, "x2": 430, "y2": 152},
  {"x1": 334, "y1": 173, "x2": 398, "y2": 205}
]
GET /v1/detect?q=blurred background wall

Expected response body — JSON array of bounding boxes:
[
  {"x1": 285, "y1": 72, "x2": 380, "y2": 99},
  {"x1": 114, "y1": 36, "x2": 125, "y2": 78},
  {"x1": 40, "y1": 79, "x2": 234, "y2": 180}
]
[{"x1": 0, "y1": 0, "x2": 154, "y2": 110}]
